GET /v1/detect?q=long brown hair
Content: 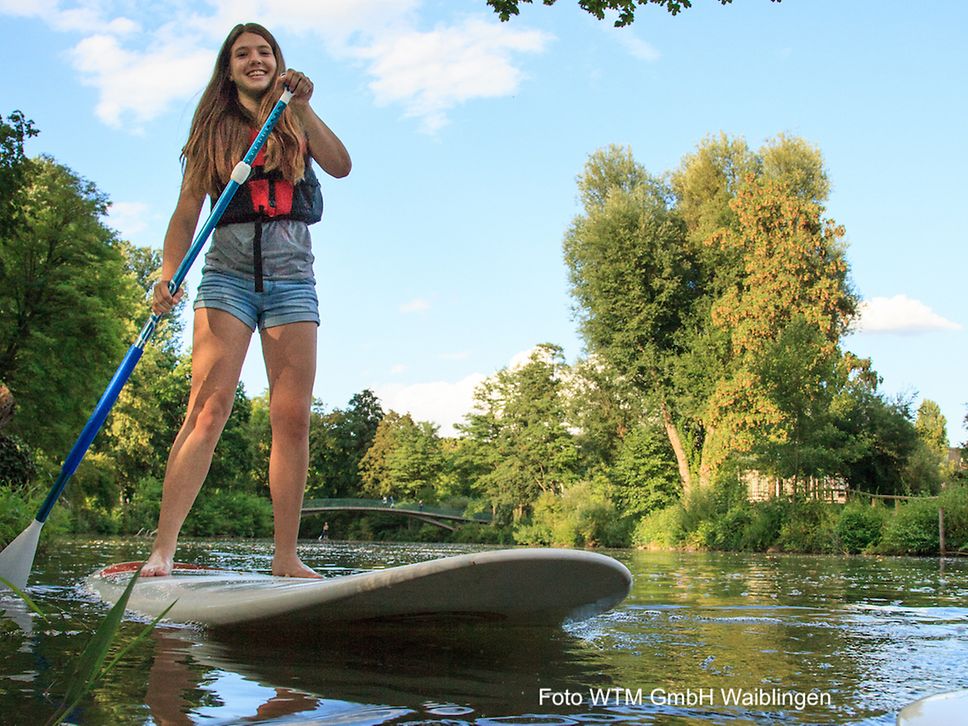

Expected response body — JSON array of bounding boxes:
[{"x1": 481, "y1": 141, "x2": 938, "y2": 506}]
[{"x1": 181, "y1": 23, "x2": 305, "y2": 197}]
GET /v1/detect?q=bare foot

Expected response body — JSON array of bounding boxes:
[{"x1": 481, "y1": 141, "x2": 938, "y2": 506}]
[
  {"x1": 271, "y1": 556, "x2": 322, "y2": 579},
  {"x1": 142, "y1": 551, "x2": 174, "y2": 577}
]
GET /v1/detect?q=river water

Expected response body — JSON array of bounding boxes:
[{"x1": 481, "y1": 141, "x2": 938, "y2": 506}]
[{"x1": 2, "y1": 538, "x2": 967, "y2": 724}]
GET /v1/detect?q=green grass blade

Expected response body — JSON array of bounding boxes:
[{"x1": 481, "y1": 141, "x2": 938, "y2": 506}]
[
  {"x1": 0, "y1": 574, "x2": 49, "y2": 622},
  {"x1": 48, "y1": 593, "x2": 177, "y2": 726},
  {"x1": 59, "y1": 564, "x2": 145, "y2": 710},
  {"x1": 97, "y1": 599, "x2": 177, "y2": 680}
]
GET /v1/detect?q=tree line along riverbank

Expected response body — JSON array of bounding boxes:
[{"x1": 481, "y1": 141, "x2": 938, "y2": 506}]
[{"x1": 2, "y1": 111, "x2": 966, "y2": 558}]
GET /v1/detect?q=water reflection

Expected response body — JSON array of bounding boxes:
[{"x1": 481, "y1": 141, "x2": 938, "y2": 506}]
[
  {"x1": 144, "y1": 621, "x2": 616, "y2": 724},
  {"x1": 4, "y1": 540, "x2": 968, "y2": 724}
]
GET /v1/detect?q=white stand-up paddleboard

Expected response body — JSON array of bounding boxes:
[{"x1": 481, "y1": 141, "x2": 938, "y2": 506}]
[
  {"x1": 87, "y1": 548, "x2": 631, "y2": 630},
  {"x1": 897, "y1": 690, "x2": 968, "y2": 725}
]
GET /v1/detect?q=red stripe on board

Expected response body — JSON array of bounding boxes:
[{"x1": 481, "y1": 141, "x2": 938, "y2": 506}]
[{"x1": 98, "y1": 562, "x2": 221, "y2": 576}]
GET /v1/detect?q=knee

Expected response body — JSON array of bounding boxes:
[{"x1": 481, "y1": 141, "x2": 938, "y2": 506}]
[
  {"x1": 187, "y1": 397, "x2": 234, "y2": 442},
  {"x1": 270, "y1": 403, "x2": 311, "y2": 442}
]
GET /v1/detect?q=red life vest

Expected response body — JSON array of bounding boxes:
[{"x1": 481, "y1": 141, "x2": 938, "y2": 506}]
[{"x1": 215, "y1": 131, "x2": 323, "y2": 291}]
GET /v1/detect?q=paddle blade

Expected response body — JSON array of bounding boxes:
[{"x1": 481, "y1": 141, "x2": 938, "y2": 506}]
[{"x1": 0, "y1": 519, "x2": 44, "y2": 591}]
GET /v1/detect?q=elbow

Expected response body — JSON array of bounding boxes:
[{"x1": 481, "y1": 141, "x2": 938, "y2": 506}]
[{"x1": 332, "y1": 156, "x2": 352, "y2": 179}]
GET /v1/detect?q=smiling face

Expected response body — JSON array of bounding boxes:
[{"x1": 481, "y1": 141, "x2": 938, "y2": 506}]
[{"x1": 228, "y1": 31, "x2": 278, "y2": 102}]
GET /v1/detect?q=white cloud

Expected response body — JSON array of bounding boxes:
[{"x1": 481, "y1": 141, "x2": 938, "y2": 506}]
[
  {"x1": 352, "y1": 17, "x2": 551, "y2": 132},
  {"x1": 106, "y1": 201, "x2": 152, "y2": 241},
  {"x1": 70, "y1": 33, "x2": 214, "y2": 127},
  {"x1": 183, "y1": 0, "x2": 420, "y2": 48},
  {"x1": 5, "y1": 1, "x2": 549, "y2": 132},
  {"x1": 400, "y1": 297, "x2": 431, "y2": 314},
  {"x1": 375, "y1": 372, "x2": 486, "y2": 436},
  {"x1": 0, "y1": 0, "x2": 139, "y2": 34},
  {"x1": 612, "y1": 31, "x2": 660, "y2": 62},
  {"x1": 855, "y1": 295, "x2": 962, "y2": 334},
  {"x1": 372, "y1": 346, "x2": 556, "y2": 435}
]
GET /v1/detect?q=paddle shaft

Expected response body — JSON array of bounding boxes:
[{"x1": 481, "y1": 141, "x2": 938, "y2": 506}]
[{"x1": 33, "y1": 89, "x2": 294, "y2": 524}]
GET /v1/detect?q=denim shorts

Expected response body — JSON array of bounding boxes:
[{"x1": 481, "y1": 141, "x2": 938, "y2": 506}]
[{"x1": 194, "y1": 270, "x2": 320, "y2": 331}]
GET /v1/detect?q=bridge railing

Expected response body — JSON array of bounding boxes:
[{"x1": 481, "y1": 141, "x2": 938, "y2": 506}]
[{"x1": 301, "y1": 498, "x2": 492, "y2": 523}]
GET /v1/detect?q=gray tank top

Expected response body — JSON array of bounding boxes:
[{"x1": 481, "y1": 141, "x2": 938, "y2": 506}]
[{"x1": 202, "y1": 219, "x2": 315, "y2": 281}]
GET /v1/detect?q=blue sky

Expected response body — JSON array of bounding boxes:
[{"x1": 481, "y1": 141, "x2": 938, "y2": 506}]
[{"x1": 1, "y1": 0, "x2": 965, "y2": 444}]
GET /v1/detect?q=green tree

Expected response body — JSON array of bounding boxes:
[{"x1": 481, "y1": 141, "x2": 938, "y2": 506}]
[
  {"x1": 359, "y1": 411, "x2": 444, "y2": 501},
  {"x1": 611, "y1": 421, "x2": 680, "y2": 517},
  {"x1": 915, "y1": 399, "x2": 949, "y2": 461},
  {"x1": 831, "y1": 386, "x2": 918, "y2": 496},
  {"x1": 670, "y1": 133, "x2": 759, "y2": 247},
  {"x1": 118, "y1": 241, "x2": 186, "y2": 353},
  {"x1": 205, "y1": 382, "x2": 254, "y2": 490},
  {"x1": 564, "y1": 137, "x2": 858, "y2": 495},
  {"x1": 903, "y1": 441, "x2": 943, "y2": 495},
  {"x1": 750, "y1": 318, "x2": 844, "y2": 485},
  {"x1": 307, "y1": 390, "x2": 384, "y2": 498},
  {"x1": 247, "y1": 391, "x2": 272, "y2": 489},
  {"x1": 0, "y1": 156, "x2": 140, "y2": 455},
  {"x1": 564, "y1": 355, "x2": 648, "y2": 473},
  {"x1": 903, "y1": 399, "x2": 950, "y2": 493},
  {"x1": 963, "y1": 407, "x2": 968, "y2": 476},
  {"x1": 458, "y1": 344, "x2": 580, "y2": 522},
  {"x1": 564, "y1": 145, "x2": 698, "y2": 491},
  {"x1": 0, "y1": 111, "x2": 38, "y2": 239},
  {"x1": 487, "y1": 0, "x2": 781, "y2": 27},
  {"x1": 98, "y1": 244, "x2": 189, "y2": 500},
  {"x1": 705, "y1": 177, "x2": 857, "y2": 482}
]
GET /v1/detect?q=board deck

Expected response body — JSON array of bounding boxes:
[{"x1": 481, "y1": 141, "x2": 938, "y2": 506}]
[
  {"x1": 87, "y1": 548, "x2": 632, "y2": 629},
  {"x1": 897, "y1": 690, "x2": 968, "y2": 725}
]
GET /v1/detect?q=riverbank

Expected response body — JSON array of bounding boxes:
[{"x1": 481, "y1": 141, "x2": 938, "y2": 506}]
[{"x1": 5, "y1": 482, "x2": 967, "y2": 559}]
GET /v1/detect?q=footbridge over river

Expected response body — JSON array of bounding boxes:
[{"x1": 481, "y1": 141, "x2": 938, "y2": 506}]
[{"x1": 301, "y1": 498, "x2": 492, "y2": 532}]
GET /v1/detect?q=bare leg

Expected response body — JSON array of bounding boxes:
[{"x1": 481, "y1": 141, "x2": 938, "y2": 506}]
[
  {"x1": 143, "y1": 309, "x2": 253, "y2": 576},
  {"x1": 261, "y1": 321, "x2": 320, "y2": 578}
]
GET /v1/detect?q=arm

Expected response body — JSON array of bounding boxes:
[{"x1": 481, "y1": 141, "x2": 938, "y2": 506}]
[
  {"x1": 151, "y1": 181, "x2": 206, "y2": 316},
  {"x1": 278, "y1": 70, "x2": 352, "y2": 179}
]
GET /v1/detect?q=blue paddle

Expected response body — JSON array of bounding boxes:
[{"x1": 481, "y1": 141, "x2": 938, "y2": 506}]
[{"x1": 0, "y1": 88, "x2": 296, "y2": 591}]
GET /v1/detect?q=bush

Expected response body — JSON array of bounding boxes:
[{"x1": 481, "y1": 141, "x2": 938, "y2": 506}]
[
  {"x1": 0, "y1": 486, "x2": 71, "y2": 550},
  {"x1": 1, "y1": 486, "x2": 36, "y2": 545},
  {"x1": 67, "y1": 454, "x2": 121, "y2": 532},
  {"x1": 452, "y1": 523, "x2": 513, "y2": 545},
  {"x1": 71, "y1": 499, "x2": 122, "y2": 535},
  {"x1": 879, "y1": 498, "x2": 940, "y2": 555},
  {"x1": 741, "y1": 499, "x2": 786, "y2": 551},
  {"x1": 632, "y1": 504, "x2": 685, "y2": 549},
  {"x1": 0, "y1": 433, "x2": 36, "y2": 488},
  {"x1": 775, "y1": 500, "x2": 838, "y2": 553},
  {"x1": 514, "y1": 480, "x2": 630, "y2": 548},
  {"x1": 938, "y1": 484, "x2": 968, "y2": 552},
  {"x1": 512, "y1": 504, "x2": 554, "y2": 546},
  {"x1": 183, "y1": 489, "x2": 273, "y2": 538},
  {"x1": 372, "y1": 522, "x2": 446, "y2": 543},
  {"x1": 835, "y1": 503, "x2": 886, "y2": 554},
  {"x1": 685, "y1": 519, "x2": 717, "y2": 550},
  {"x1": 676, "y1": 476, "x2": 842, "y2": 553},
  {"x1": 707, "y1": 505, "x2": 754, "y2": 550},
  {"x1": 119, "y1": 477, "x2": 164, "y2": 534}
]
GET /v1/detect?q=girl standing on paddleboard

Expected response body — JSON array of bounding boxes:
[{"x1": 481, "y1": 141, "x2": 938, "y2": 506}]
[{"x1": 144, "y1": 22, "x2": 350, "y2": 578}]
